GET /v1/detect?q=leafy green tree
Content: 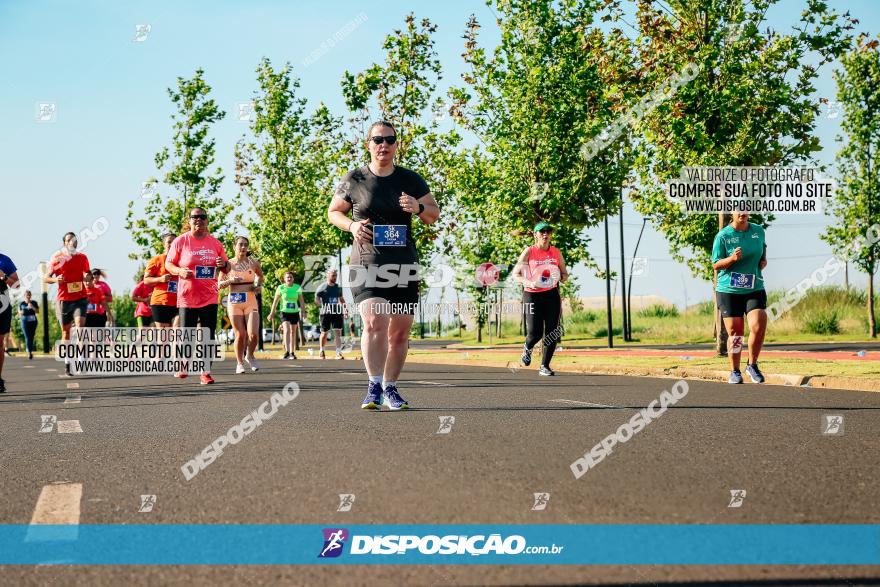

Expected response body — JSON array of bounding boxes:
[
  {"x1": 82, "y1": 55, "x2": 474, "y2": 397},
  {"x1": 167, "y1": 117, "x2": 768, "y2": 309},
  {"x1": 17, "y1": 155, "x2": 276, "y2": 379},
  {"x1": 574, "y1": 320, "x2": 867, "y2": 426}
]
[
  {"x1": 628, "y1": 0, "x2": 855, "y2": 352},
  {"x1": 126, "y1": 69, "x2": 238, "y2": 261},
  {"x1": 824, "y1": 34, "x2": 880, "y2": 337},
  {"x1": 450, "y1": 0, "x2": 637, "y2": 270},
  {"x1": 235, "y1": 58, "x2": 350, "y2": 284}
]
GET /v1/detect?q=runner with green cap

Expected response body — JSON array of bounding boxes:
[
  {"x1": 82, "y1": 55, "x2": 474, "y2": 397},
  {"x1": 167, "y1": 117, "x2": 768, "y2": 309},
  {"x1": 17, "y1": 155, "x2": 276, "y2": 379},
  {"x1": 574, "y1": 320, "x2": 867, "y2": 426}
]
[{"x1": 512, "y1": 221, "x2": 569, "y2": 376}]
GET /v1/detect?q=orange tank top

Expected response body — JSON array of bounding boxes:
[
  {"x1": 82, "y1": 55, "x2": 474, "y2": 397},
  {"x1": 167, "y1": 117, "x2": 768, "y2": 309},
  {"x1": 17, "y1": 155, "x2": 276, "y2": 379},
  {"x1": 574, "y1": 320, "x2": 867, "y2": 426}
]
[{"x1": 524, "y1": 245, "x2": 562, "y2": 293}]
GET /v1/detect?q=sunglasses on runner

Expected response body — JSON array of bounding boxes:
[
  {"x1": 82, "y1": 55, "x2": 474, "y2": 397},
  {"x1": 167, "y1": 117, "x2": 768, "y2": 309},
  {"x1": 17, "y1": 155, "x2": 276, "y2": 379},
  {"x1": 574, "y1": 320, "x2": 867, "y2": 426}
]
[
  {"x1": 370, "y1": 135, "x2": 397, "y2": 145},
  {"x1": 538, "y1": 228, "x2": 553, "y2": 234},
  {"x1": 190, "y1": 214, "x2": 208, "y2": 220}
]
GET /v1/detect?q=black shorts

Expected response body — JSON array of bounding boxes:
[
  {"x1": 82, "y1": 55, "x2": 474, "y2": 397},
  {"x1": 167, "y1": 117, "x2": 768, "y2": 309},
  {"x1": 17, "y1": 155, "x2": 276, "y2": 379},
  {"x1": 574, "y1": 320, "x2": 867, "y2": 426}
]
[
  {"x1": 58, "y1": 298, "x2": 89, "y2": 326},
  {"x1": 150, "y1": 304, "x2": 178, "y2": 324},
  {"x1": 84, "y1": 313, "x2": 107, "y2": 328},
  {"x1": 137, "y1": 316, "x2": 153, "y2": 328},
  {"x1": 320, "y1": 313, "x2": 344, "y2": 332},
  {"x1": 348, "y1": 262, "x2": 420, "y2": 310},
  {"x1": 0, "y1": 305, "x2": 11, "y2": 336},
  {"x1": 281, "y1": 312, "x2": 300, "y2": 325},
  {"x1": 717, "y1": 290, "x2": 767, "y2": 318}
]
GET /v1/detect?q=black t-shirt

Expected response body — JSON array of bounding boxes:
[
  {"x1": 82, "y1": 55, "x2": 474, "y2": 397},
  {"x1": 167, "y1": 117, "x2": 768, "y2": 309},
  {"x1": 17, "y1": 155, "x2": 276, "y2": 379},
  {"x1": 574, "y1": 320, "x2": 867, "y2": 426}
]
[
  {"x1": 20, "y1": 300, "x2": 39, "y2": 318},
  {"x1": 315, "y1": 282, "x2": 343, "y2": 315},
  {"x1": 338, "y1": 165, "x2": 430, "y2": 266}
]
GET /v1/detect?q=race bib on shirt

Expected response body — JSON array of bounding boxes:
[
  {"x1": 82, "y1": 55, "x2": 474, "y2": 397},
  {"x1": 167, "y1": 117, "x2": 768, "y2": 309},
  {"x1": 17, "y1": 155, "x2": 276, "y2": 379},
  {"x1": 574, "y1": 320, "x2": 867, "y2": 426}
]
[
  {"x1": 195, "y1": 266, "x2": 216, "y2": 280},
  {"x1": 373, "y1": 225, "x2": 407, "y2": 247},
  {"x1": 25, "y1": 315, "x2": 37, "y2": 322},
  {"x1": 730, "y1": 272, "x2": 755, "y2": 289},
  {"x1": 229, "y1": 292, "x2": 247, "y2": 304},
  {"x1": 67, "y1": 281, "x2": 83, "y2": 293},
  {"x1": 285, "y1": 302, "x2": 297, "y2": 311},
  {"x1": 167, "y1": 280, "x2": 178, "y2": 293},
  {"x1": 87, "y1": 303, "x2": 97, "y2": 313}
]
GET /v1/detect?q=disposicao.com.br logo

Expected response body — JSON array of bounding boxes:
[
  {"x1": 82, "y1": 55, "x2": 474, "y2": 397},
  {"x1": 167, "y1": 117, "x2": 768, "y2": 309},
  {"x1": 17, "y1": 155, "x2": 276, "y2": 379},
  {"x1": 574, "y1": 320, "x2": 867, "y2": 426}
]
[{"x1": 318, "y1": 529, "x2": 564, "y2": 558}]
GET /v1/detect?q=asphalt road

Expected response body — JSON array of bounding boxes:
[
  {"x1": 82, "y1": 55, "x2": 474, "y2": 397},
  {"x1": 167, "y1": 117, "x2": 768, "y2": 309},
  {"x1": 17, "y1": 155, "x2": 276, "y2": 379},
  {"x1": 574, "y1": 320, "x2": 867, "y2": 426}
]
[{"x1": 1, "y1": 353, "x2": 879, "y2": 586}]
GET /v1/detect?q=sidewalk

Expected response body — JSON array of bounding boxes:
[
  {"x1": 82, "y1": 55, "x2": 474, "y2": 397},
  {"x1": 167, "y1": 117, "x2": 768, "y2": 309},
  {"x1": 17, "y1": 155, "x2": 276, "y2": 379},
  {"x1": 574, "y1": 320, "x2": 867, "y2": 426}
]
[{"x1": 406, "y1": 344, "x2": 880, "y2": 393}]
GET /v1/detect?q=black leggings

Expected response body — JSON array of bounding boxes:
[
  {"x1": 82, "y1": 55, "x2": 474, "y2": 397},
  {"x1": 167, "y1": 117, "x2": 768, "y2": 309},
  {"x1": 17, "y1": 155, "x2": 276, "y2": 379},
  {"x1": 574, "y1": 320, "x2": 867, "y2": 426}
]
[
  {"x1": 523, "y1": 289, "x2": 562, "y2": 368},
  {"x1": 179, "y1": 305, "x2": 218, "y2": 370},
  {"x1": 21, "y1": 320, "x2": 38, "y2": 352}
]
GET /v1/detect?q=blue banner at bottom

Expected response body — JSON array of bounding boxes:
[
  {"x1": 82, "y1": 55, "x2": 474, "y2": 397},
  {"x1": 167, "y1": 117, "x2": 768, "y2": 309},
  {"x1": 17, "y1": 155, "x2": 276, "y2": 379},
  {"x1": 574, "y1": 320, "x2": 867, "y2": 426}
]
[{"x1": 1, "y1": 525, "x2": 878, "y2": 565}]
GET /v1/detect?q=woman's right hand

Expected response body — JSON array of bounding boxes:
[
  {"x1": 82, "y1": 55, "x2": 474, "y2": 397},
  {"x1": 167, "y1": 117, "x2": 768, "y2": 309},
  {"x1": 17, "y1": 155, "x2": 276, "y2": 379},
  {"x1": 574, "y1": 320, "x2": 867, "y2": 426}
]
[
  {"x1": 162, "y1": 274, "x2": 174, "y2": 283},
  {"x1": 730, "y1": 247, "x2": 743, "y2": 263},
  {"x1": 267, "y1": 312, "x2": 275, "y2": 323},
  {"x1": 350, "y1": 219, "x2": 373, "y2": 245},
  {"x1": 179, "y1": 268, "x2": 194, "y2": 279}
]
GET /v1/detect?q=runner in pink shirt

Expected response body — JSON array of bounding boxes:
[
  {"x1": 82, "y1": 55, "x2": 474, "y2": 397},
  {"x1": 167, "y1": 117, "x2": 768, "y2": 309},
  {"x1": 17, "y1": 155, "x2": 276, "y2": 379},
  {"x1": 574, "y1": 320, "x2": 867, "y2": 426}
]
[{"x1": 165, "y1": 207, "x2": 230, "y2": 384}]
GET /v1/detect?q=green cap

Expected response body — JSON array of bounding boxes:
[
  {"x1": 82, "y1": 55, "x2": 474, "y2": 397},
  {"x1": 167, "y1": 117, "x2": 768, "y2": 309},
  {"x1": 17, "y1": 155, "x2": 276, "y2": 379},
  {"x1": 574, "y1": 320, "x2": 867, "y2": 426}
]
[{"x1": 534, "y1": 221, "x2": 552, "y2": 232}]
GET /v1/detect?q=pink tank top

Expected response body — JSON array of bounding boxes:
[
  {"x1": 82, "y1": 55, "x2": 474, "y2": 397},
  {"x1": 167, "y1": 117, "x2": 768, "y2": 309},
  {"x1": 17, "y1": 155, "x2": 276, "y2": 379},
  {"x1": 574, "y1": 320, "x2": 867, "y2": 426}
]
[{"x1": 524, "y1": 246, "x2": 562, "y2": 293}]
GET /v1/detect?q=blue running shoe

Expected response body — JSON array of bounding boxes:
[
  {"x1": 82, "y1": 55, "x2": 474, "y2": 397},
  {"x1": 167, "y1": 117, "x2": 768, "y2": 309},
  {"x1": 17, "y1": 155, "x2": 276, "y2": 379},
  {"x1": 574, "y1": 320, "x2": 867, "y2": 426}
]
[
  {"x1": 728, "y1": 369, "x2": 743, "y2": 384},
  {"x1": 746, "y1": 363, "x2": 765, "y2": 384},
  {"x1": 383, "y1": 384, "x2": 409, "y2": 410},
  {"x1": 361, "y1": 381, "x2": 384, "y2": 410}
]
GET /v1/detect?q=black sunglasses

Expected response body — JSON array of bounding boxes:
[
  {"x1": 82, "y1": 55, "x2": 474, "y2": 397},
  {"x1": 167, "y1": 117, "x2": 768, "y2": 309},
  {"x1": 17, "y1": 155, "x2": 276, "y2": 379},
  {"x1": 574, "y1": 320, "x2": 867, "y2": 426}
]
[
  {"x1": 538, "y1": 228, "x2": 553, "y2": 234},
  {"x1": 370, "y1": 135, "x2": 397, "y2": 145},
  {"x1": 190, "y1": 214, "x2": 208, "y2": 220}
]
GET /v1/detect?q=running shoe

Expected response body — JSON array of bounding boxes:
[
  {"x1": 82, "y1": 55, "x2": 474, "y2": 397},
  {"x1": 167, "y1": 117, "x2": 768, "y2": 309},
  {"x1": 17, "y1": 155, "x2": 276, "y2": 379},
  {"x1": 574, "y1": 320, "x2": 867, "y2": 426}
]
[
  {"x1": 0, "y1": 378, "x2": 5, "y2": 393},
  {"x1": 538, "y1": 366, "x2": 555, "y2": 376},
  {"x1": 746, "y1": 363, "x2": 765, "y2": 384},
  {"x1": 245, "y1": 355, "x2": 260, "y2": 372},
  {"x1": 282, "y1": 352, "x2": 290, "y2": 360},
  {"x1": 361, "y1": 381, "x2": 384, "y2": 410},
  {"x1": 28, "y1": 352, "x2": 33, "y2": 360},
  {"x1": 335, "y1": 352, "x2": 344, "y2": 360},
  {"x1": 320, "y1": 350, "x2": 326, "y2": 359},
  {"x1": 383, "y1": 384, "x2": 410, "y2": 410},
  {"x1": 521, "y1": 346, "x2": 532, "y2": 367},
  {"x1": 289, "y1": 353, "x2": 297, "y2": 360},
  {"x1": 64, "y1": 361, "x2": 73, "y2": 377},
  {"x1": 200, "y1": 373, "x2": 215, "y2": 385},
  {"x1": 235, "y1": 363, "x2": 246, "y2": 375},
  {"x1": 728, "y1": 369, "x2": 743, "y2": 384},
  {"x1": 174, "y1": 371, "x2": 188, "y2": 379}
]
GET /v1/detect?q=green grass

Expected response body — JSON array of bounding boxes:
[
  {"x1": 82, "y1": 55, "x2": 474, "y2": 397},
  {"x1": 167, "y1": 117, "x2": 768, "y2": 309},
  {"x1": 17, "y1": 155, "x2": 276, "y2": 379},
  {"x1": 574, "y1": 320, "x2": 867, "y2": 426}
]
[{"x1": 450, "y1": 286, "x2": 878, "y2": 345}]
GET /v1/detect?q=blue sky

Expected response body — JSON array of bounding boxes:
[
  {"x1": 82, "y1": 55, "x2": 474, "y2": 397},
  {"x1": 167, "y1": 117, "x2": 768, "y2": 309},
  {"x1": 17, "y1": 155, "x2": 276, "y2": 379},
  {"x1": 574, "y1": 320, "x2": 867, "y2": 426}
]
[{"x1": 1, "y1": 0, "x2": 877, "y2": 309}]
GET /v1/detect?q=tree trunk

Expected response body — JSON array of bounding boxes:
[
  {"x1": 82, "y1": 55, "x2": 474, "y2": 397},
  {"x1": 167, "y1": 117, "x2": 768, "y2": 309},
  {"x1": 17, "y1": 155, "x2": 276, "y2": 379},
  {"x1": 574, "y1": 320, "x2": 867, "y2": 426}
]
[{"x1": 869, "y1": 268, "x2": 877, "y2": 338}]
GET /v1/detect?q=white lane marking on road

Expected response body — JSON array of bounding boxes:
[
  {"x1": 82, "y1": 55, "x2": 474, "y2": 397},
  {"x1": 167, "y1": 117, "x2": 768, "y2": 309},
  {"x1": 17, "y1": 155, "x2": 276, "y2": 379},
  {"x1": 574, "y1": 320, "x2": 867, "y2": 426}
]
[
  {"x1": 551, "y1": 398, "x2": 617, "y2": 409},
  {"x1": 24, "y1": 365, "x2": 35, "y2": 369},
  {"x1": 66, "y1": 382, "x2": 80, "y2": 389},
  {"x1": 413, "y1": 380, "x2": 454, "y2": 387},
  {"x1": 26, "y1": 483, "x2": 82, "y2": 542},
  {"x1": 64, "y1": 396, "x2": 82, "y2": 404},
  {"x1": 339, "y1": 371, "x2": 363, "y2": 376},
  {"x1": 56, "y1": 420, "x2": 83, "y2": 433},
  {"x1": 45, "y1": 368, "x2": 58, "y2": 372}
]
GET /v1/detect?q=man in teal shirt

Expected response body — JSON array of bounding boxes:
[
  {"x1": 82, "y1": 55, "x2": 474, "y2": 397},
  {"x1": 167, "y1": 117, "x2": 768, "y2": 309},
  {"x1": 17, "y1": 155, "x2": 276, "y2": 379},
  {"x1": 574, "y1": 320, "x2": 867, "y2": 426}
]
[{"x1": 712, "y1": 213, "x2": 768, "y2": 384}]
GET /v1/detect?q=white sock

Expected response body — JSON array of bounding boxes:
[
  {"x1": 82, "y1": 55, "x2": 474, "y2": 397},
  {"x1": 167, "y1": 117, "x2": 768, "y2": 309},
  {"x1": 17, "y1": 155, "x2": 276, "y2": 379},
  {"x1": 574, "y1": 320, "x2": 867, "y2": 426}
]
[
  {"x1": 383, "y1": 380, "x2": 397, "y2": 390},
  {"x1": 369, "y1": 375, "x2": 382, "y2": 384}
]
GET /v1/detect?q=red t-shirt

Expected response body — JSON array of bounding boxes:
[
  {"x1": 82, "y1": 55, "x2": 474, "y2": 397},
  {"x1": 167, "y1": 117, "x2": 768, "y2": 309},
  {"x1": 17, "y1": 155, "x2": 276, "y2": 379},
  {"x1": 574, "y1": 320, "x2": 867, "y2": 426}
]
[
  {"x1": 132, "y1": 281, "x2": 154, "y2": 317},
  {"x1": 145, "y1": 253, "x2": 178, "y2": 307},
  {"x1": 49, "y1": 251, "x2": 90, "y2": 301},
  {"x1": 166, "y1": 232, "x2": 228, "y2": 309},
  {"x1": 524, "y1": 246, "x2": 562, "y2": 293},
  {"x1": 85, "y1": 286, "x2": 105, "y2": 314},
  {"x1": 92, "y1": 280, "x2": 112, "y2": 315}
]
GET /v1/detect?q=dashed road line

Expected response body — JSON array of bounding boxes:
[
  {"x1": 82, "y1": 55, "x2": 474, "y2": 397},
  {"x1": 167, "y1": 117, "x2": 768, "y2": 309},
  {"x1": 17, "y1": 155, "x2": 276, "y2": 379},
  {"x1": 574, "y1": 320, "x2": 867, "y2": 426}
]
[
  {"x1": 56, "y1": 420, "x2": 83, "y2": 433},
  {"x1": 26, "y1": 482, "x2": 82, "y2": 542},
  {"x1": 64, "y1": 396, "x2": 82, "y2": 404},
  {"x1": 66, "y1": 382, "x2": 80, "y2": 389}
]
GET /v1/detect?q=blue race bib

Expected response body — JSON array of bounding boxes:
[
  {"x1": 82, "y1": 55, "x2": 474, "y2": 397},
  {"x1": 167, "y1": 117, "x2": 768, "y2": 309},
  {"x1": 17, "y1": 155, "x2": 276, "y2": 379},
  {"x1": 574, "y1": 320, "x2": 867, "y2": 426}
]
[
  {"x1": 229, "y1": 292, "x2": 247, "y2": 304},
  {"x1": 87, "y1": 303, "x2": 97, "y2": 313},
  {"x1": 373, "y1": 225, "x2": 407, "y2": 247},
  {"x1": 285, "y1": 302, "x2": 297, "y2": 311},
  {"x1": 730, "y1": 272, "x2": 755, "y2": 289},
  {"x1": 195, "y1": 266, "x2": 216, "y2": 280},
  {"x1": 25, "y1": 315, "x2": 37, "y2": 322},
  {"x1": 167, "y1": 280, "x2": 178, "y2": 293}
]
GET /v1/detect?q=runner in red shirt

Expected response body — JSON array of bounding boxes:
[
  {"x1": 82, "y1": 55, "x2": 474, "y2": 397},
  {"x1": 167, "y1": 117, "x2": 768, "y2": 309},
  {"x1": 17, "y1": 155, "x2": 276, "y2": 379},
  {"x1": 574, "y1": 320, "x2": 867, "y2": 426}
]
[
  {"x1": 90, "y1": 269, "x2": 114, "y2": 327},
  {"x1": 83, "y1": 272, "x2": 107, "y2": 327},
  {"x1": 165, "y1": 208, "x2": 230, "y2": 384},
  {"x1": 131, "y1": 280, "x2": 154, "y2": 329},
  {"x1": 46, "y1": 232, "x2": 91, "y2": 375}
]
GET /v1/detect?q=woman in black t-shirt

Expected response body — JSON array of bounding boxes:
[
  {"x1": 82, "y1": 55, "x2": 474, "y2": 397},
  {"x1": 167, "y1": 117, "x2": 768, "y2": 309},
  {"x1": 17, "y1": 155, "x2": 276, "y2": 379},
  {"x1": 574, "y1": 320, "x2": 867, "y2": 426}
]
[
  {"x1": 328, "y1": 121, "x2": 440, "y2": 411},
  {"x1": 18, "y1": 290, "x2": 39, "y2": 359}
]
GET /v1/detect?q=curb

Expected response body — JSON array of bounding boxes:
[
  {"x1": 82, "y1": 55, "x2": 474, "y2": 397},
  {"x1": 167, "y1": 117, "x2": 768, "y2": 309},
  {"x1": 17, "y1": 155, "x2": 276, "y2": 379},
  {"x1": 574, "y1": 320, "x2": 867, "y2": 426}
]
[{"x1": 405, "y1": 354, "x2": 879, "y2": 393}]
